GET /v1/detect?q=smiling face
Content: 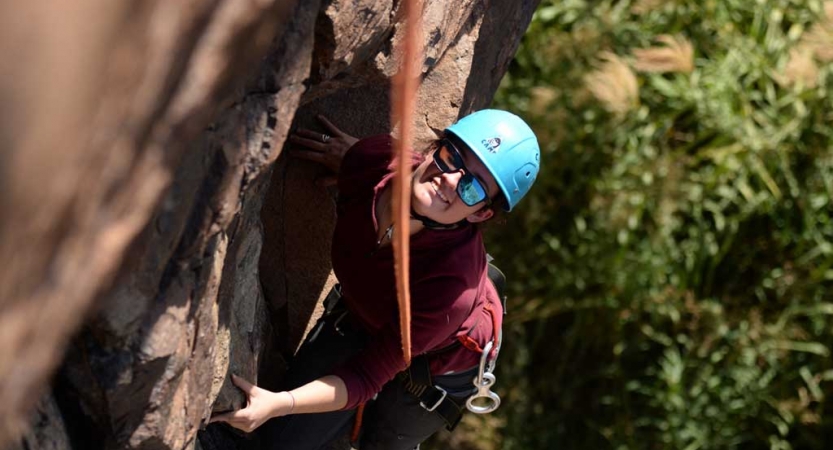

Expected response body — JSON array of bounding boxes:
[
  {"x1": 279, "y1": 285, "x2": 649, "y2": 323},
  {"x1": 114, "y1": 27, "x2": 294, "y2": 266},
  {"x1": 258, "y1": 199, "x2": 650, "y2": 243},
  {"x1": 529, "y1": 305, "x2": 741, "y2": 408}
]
[{"x1": 411, "y1": 139, "x2": 500, "y2": 225}]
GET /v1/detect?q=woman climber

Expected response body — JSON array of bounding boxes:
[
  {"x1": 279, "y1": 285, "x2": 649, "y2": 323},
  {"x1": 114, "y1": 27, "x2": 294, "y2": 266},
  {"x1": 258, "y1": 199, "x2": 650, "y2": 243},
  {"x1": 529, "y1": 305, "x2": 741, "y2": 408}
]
[{"x1": 210, "y1": 109, "x2": 540, "y2": 450}]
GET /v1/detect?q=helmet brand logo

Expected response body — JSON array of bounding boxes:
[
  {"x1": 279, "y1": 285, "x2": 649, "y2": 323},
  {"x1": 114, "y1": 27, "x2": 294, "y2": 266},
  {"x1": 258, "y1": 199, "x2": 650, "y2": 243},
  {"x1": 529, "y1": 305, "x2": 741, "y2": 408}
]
[{"x1": 481, "y1": 137, "x2": 501, "y2": 153}]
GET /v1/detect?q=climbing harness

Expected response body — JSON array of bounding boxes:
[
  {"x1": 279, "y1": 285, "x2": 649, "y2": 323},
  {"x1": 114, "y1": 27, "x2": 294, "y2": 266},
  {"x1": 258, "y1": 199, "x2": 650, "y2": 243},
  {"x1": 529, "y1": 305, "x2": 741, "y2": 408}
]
[
  {"x1": 398, "y1": 258, "x2": 507, "y2": 428},
  {"x1": 398, "y1": 350, "x2": 475, "y2": 430},
  {"x1": 314, "y1": 258, "x2": 507, "y2": 434},
  {"x1": 397, "y1": 332, "x2": 502, "y2": 429}
]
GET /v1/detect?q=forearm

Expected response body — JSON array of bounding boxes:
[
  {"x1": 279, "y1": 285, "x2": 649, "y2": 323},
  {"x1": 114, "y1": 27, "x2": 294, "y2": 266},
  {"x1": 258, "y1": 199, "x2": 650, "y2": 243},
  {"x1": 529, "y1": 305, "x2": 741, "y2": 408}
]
[
  {"x1": 285, "y1": 375, "x2": 349, "y2": 415},
  {"x1": 209, "y1": 374, "x2": 350, "y2": 432}
]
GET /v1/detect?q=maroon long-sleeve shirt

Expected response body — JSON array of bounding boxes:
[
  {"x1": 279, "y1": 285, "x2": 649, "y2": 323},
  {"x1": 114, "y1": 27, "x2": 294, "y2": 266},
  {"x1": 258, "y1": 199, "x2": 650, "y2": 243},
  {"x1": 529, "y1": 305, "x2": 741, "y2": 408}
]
[{"x1": 330, "y1": 135, "x2": 503, "y2": 409}]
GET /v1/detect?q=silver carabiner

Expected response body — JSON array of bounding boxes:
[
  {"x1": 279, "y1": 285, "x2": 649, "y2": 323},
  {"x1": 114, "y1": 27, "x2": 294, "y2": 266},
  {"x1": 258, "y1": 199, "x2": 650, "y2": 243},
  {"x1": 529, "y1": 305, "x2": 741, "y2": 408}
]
[{"x1": 465, "y1": 341, "x2": 501, "y2": 414}]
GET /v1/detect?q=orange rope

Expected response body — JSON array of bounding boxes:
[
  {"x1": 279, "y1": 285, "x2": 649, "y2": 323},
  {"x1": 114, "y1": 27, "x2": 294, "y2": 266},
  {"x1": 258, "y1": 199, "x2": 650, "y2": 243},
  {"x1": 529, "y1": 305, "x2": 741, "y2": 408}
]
[
  {"x1": 350, "y1": 403, "x2": 366, "y2": 443},
  {"x1": 391, "y1": 0, "x2": 423, "y2": 366}
]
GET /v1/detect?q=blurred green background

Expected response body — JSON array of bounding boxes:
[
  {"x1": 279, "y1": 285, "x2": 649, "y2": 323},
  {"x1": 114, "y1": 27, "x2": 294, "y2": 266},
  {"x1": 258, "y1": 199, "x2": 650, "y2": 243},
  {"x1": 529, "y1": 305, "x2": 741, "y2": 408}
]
[{"x1": 430, "y1": 1, "x2": 833, "y2": 449}]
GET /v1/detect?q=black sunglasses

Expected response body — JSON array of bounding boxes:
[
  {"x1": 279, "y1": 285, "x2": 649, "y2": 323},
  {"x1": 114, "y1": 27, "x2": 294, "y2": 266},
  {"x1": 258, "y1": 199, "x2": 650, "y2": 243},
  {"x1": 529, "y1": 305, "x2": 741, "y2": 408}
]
[{"x1": 432, "y1": 139, "x2": 492, "y2": 207}]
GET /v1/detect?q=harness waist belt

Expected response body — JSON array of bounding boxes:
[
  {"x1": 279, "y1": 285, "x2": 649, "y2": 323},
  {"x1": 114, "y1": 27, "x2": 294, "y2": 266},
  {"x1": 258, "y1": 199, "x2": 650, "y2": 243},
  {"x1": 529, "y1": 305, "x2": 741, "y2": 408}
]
[{"x1": 397, "y1": 358, "x2": 479, "y2": 431}]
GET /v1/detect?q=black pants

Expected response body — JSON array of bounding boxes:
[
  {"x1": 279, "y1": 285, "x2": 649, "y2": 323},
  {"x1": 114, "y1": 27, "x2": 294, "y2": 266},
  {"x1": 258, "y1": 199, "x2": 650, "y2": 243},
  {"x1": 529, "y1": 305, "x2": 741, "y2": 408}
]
[{"x1": 258, "y1": 308, "x2": 465, "y2": 450}]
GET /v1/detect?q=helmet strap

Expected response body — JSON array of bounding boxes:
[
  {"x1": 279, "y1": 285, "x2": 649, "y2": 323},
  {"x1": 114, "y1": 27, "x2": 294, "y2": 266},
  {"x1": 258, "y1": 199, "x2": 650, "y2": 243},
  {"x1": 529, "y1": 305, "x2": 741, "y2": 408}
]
[{"x1": 409, "y1": 205, "x2": 466, "y2": 230}]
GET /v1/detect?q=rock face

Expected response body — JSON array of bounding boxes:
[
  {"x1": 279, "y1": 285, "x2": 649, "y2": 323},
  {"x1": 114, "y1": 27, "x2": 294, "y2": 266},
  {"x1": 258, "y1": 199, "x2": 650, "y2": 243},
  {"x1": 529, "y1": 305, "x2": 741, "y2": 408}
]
[{"x1": 0, "y1": 0, "x2": 539, "y2": 449}]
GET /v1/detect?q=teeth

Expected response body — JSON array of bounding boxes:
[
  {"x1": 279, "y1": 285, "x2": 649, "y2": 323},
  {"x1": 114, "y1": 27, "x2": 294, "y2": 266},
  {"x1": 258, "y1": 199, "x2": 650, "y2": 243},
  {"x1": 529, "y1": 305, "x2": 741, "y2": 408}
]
[{"x1": 431, "y1": 180, "x2": 449, "y2": 203}]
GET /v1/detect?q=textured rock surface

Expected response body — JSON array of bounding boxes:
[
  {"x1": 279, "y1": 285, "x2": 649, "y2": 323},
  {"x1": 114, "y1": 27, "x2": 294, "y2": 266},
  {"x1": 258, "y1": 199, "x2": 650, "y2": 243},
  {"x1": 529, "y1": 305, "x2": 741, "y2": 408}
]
[
  {"x1": 1, "y1": 0, "x2": 539, "y2": 449},
  {"x1": 0, "y1": 0, "x2": 295, "y2": 446},
  {"x1": 8, "y1": 393, "x2": 71, "y2": 450}
]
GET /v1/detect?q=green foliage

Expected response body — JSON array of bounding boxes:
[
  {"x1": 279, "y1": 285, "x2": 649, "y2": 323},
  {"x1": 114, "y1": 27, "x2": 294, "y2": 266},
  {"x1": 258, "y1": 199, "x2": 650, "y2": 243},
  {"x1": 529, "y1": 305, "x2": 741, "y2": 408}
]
[{"x1": 459, "y1": 1, "x2": 833, "y2": 449}]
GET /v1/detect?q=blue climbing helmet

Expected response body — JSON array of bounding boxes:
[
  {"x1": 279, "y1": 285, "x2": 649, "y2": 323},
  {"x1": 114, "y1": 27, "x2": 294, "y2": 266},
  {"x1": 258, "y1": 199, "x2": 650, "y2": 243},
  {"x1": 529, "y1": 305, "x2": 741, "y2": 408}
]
[{"x1": 445, "y1": 109, "x2": 540, "y2": 211}]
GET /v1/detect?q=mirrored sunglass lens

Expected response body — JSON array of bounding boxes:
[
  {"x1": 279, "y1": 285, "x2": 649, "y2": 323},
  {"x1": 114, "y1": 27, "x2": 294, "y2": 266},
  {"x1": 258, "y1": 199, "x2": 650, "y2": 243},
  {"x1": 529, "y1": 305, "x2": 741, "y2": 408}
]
[{"x1": 457, "y1": 175, "x2": 488, "y2": 206}]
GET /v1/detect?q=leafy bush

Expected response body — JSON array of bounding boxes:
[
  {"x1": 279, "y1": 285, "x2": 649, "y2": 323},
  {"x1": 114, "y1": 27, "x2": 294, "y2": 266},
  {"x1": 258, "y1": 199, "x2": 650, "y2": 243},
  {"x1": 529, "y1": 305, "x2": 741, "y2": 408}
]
[{"x1": 432, "y1": 1, "x2": 833, "y2": 449}]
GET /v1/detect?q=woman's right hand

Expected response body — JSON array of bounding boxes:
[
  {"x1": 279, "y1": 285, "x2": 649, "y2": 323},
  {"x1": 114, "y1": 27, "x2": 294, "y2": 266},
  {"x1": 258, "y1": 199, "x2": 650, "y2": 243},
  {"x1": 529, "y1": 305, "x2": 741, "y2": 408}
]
[
  {"x1": 289, "y1": 115, "x2": 358, "y2": 186},
  {"x1": 208, "y1": 374, "x2": 293, "y2": 433}
]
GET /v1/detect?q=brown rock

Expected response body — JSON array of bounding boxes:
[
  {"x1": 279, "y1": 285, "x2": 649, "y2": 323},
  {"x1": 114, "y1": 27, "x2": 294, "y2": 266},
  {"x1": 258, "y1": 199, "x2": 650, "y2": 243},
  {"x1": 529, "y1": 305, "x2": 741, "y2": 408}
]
[
  {"x1": 9, "y1": 393, "x2": 71, "y2": 450},
  {"x1": 1, "y1": 0, "x2": 539, "y2": 448}
]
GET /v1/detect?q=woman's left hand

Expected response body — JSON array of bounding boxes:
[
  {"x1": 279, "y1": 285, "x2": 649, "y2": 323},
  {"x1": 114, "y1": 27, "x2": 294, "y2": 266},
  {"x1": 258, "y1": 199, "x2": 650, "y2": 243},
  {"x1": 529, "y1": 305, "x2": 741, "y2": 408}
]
[
  {"x1": 289, "y1": 114, "x2": 358, "y2": 186},
  {"x1": 208, "y1": 374, "x2": 291, "y2": 433}
]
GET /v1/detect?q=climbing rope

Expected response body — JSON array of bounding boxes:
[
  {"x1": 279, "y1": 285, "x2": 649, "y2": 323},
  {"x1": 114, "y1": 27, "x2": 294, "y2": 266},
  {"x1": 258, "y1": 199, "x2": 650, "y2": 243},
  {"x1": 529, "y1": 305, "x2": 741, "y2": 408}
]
[
  {"x1": 391, "y1": 0, "x2": 423, "y2": 366},
  {"x1": 350, "y1": 403, "x2": 366, "y2": 444},
  {"x1": 350, "y1": 4, "x2": 423, "y2": 440}
]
